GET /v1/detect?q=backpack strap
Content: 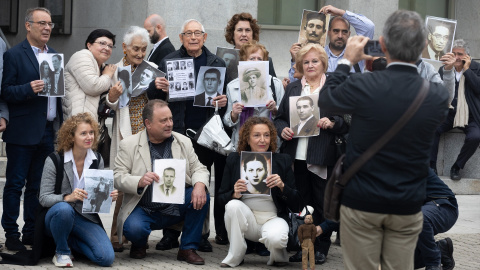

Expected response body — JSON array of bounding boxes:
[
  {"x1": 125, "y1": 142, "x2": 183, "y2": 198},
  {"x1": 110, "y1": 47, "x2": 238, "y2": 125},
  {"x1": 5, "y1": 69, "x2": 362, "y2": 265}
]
[{"x1": 48, "y1": 152, "x2": 64, "y2": 195}]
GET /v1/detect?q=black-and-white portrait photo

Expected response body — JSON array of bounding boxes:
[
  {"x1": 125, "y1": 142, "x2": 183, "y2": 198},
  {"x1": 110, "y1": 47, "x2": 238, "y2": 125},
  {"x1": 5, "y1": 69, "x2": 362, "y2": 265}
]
[
  {"x1": 298, "y1": 10, "x2": 330, "y2": 47},
  {"x1": 240, "y1": 151, "x2": 272, "y2": 196},
  {"x1": 194, "y1": 66, "x2": 226, "y2": 107},
  {"x1": 289, "y1": 94, "x2": 320, "y2": 138},
  {"x1": 238, "y1": 61, "x2": 269, "y2": 107},
  {"x1": 118, "y1": 65, "x2": 132, "y2": 109},
  {"x1": 131, "y1": 61, "x2": 165, "y2": 97},
  {"x1": 38, "y1": 53, "x2": 65, "y2": 97},
  {"x1": 82, "y1": 169, "x2": 114, "y2": 214},
  {"x1": 152, "y1": 159, "x2": 186, "y2": 204},
  {"x1": 422, "y1": 16, "x2": 457, "y2": 61},
  {"x1": 216, "y1": 47, "x2": 240, "y2": 80},
  {"x1": 167, "y1": 58, "x2": 196, "y2": 101}
]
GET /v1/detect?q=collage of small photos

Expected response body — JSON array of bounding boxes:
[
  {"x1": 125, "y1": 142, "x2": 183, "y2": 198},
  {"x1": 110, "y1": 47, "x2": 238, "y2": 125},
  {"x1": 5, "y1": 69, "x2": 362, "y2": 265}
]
[{"x1": 166, "y1": 58, "x2": 196, "y2": 101}]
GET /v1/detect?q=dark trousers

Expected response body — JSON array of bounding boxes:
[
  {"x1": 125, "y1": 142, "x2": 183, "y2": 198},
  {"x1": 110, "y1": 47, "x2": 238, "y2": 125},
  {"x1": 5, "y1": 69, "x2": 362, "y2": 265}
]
[
  {"x1": 163, "y1": 140, "x2": 227, "y2": 239},
  {"x1": 430, "y1": 110, "x2": 480, "y2": 168},
  {"x1": 1, "y1": 124, "x2": 54, "y2": 239},
  {"x1": 414, "y1": 201, "x2": 458, "y2": 268},
  {"x1": 293, "y1": 159, "x2": 332, "y2": 256}
]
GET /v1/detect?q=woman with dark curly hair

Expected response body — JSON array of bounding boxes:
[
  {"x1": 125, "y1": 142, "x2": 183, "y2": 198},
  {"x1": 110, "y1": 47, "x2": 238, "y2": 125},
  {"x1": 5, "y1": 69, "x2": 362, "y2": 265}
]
[
  {"x1": 224, "y1": 13, "x2": 277, "y2": 77},
  {"x1": 218, "y1": 116, "x2": 300, "y2": 267},
  {"x1": 39, "y1": 113, "x2": 117, "y2": 267}
]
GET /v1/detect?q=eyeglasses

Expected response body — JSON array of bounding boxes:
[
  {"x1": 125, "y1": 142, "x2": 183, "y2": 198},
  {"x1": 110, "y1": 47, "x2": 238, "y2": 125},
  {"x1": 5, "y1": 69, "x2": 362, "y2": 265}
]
[
  {"x1": 94, "y1": 41, "x2": 116, "y2": 50},
  {"x1": 181, "y1": 31, "x2": 204, "y2": 38},
  {"x1": 28, "y1": 21, "x2": 55, "y2": 28},
  {"x1": 432, "y1": 34, "x2": 449, "y2": 41}
]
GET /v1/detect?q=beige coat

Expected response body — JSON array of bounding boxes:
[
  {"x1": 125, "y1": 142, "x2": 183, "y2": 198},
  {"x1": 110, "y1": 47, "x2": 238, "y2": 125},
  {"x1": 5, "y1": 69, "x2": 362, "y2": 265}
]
[
  {"x1": 63, "y1": 49, "x2": 112, "y2": 120},
  {"x1": 114, "y1": 129, "x2": 210, "y2": 243},
  {"x1": 106, "y1": 59, "x2": 158, "y2": 165}
]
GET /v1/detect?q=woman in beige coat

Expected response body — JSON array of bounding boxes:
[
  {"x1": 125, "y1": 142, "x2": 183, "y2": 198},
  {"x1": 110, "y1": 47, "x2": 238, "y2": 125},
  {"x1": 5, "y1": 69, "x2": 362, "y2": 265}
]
[
  {"x1": 106, "y1": 26, "x2": 169, "y2": 251},
  {"x1": 63, "y1": 29, "x2": 117, "y2": 120}
]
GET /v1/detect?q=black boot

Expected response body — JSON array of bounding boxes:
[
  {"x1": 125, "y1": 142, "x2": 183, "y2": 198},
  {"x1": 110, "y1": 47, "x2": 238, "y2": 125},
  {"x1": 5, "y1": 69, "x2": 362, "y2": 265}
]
[
  {"x1": 198, "y1": 233, "x2": 212, "y2": 252},
  {"x1": 437, "y1": 237, "x2": 455, "y2": 270},
  {"x1": 156, "y1": 229, "x2": 180, "y2": 250}
]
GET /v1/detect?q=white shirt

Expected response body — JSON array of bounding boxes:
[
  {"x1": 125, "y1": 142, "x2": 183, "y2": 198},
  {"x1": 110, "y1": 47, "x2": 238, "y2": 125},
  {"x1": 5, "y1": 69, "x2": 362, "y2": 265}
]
[
  {"x1": 64, "y1": 149, "x2": 98, "y2": 190},
  {"x1": 31, "y1": 45, "x2": 57, "y2": 121},
  {"x1": 148, "y1": 36, "x2": 169, "y2": 61}
]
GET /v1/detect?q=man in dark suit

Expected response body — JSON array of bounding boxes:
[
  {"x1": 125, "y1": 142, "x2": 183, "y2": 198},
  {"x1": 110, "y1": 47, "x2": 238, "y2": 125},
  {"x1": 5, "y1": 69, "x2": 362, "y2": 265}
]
[
  {"x1": 159, "y1": 167, "x2": 177, "y2": 196},
  {"x1": 319, "y1": 10, "x2": 448, "y2": 269},
  {"x1": 194, "y1": 68, "x2": 221, "y2": 107},
  {"x1": 430, "y1": 39, "x2": 480, "y2": 181},
  {"x1": 144, "y1": 14, "x2": 175, "y2": 66},
  {"x1": 51, "y1": 54, "x2": 64, "y2": 95},
  {"x1": 1, "y1": 7, "x2": 62, "y2": 251},
  {"x1": 292, "y1": 96, "x2": 319, "y2": 137}
]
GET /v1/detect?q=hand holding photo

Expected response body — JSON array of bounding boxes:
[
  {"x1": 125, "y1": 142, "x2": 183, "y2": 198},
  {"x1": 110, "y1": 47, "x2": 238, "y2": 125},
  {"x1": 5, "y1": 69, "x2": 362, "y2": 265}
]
[
  {"x1": 152, "y1": 159, "x2": 186, "y2": 204},
  {"x1": 82, "y1": 169, "x2": 114, "y2": 214},
  {"x1": 240, "y1": 151, "x2": 272, "y2": 196},
  {"x1": 38, "y1": 53, "x2": 65, "y2": 97}
]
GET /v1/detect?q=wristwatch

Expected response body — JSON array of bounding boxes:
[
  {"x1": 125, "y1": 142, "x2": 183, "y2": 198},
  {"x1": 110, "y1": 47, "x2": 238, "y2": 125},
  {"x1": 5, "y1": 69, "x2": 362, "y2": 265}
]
[{"x1": 338, "y1": 58, "x2": 352, "y2": 69}]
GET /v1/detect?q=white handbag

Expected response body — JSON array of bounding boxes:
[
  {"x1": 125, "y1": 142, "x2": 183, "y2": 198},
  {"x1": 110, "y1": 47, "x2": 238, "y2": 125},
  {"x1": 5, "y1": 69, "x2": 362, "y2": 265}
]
[{"x1": 186, "y1": 104, "x2": 234, "y2": 156}]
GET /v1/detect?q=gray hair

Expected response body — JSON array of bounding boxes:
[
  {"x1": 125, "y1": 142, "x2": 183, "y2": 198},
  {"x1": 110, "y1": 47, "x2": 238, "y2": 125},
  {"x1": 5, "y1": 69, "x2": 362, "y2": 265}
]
[
  {"x1": 452, "y1": 39, "x2": 470, "y2": 55},
  {"x1": 123, "y1": 26, "x2": 149, "y2": 46},
  {"x1": 25, "y1": 7, "x2": 51, "y2": 23},
  {"x1": 180, "y1": 19, "x2": 205, "y2": 33},
  {"x1": 383, "y1": 10, "x2": 426, "y2": 62},
  {"x1": 142, "y1": 99, "x2": 169, "y2": 124}
]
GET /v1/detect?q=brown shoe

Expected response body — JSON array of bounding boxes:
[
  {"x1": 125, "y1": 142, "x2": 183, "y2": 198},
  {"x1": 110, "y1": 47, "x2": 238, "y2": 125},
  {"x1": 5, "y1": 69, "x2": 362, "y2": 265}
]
[
  {"x1": 177, "y1": 249, "x2": 205, "y2": 265},
  {"x1": 130, "y1": 245, "x2": 146, "y2": 259},
  {"x1": 112, "y1": 242, "x2": 124, "y2": 252}
]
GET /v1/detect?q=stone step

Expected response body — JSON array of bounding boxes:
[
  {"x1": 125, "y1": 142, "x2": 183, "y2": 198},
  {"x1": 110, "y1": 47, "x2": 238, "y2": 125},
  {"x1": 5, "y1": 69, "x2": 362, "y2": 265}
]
[{"x1": 0, "y1": 156, "x2": 5, "y2": 177}]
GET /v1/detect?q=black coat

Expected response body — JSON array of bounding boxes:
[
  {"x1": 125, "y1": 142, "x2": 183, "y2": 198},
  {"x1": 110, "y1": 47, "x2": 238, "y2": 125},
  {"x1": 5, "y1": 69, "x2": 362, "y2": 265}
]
[
  {"x1": 319, "y1": 64, "x2": 449, "y2": 215},
  {"x1": 439, "y1": 60, "x2": 480, "y2": 125},
  {"x1": 274, "y1": 80, "x2": 348, "y2": 166},
  {"x1": 218, "y1": 152, "x2": 301, "y2": 221},
  {"x1": 147, "y1": 38, "x2": 175, "y2": 66}
]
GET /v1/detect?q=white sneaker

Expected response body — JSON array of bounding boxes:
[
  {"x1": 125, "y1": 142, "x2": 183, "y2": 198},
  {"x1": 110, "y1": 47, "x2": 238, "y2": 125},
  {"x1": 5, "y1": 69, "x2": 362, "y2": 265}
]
[{"x1": 52, "y1": 253, "x2": 73, "y2": 267}]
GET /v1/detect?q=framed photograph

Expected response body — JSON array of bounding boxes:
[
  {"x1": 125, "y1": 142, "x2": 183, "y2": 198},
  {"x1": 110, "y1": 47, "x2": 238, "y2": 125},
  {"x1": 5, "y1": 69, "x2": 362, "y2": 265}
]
[
  {"x1": 167, "y1": 58, "x2": 196, "y2": 101},
  {"x1": 193, "y1": 66, "x2": 226, "y2": 107},
  {"x1": 38, "y1": 53, "x2": 65, "y2": 97},
  {"x1": 117, "y1": 65, "x2": 132, "y2": 109},
  {"x1": 216, "y1": 47, "x2": 240, "y2": 80},
  {"x1": 238, "y1": 61, "x2": 269, "y2": 107},
  {"x1": 40, "y1": 0, "x2": 72, "y2": 35},
  {"x1": 152, "y1": 159, "x2": 186, "y2": 204},
  {"x1": 422, "y1": 16, "x2": 457, "y2": 62},
  {"x1": 298, "y1": 9, "x2": 330, "y2": 47},
  {"x1": 131, "y1": 61, "x2": 165, "y2": 97},
  {"x1": 240, "y1": 151, "x2": 272, "y2": 196},
  {"x1": 82, "y1": 169, "x2": 114, "y2": 214},
  {"x1": 289, "y1": 94, "x2": 320, "y2": 138}
]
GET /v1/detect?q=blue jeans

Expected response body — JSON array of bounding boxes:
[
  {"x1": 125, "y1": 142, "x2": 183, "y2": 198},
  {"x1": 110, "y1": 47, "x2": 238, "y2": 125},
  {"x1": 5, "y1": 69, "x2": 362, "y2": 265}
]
[
  {"x1": 2, "y1": 124, "x2": 54, "y2": 239},
  {"x1": 123, "y1": 186, "x2": 210, "y2": 250},
  {"x1": 44, "y1": 202, "x2": 114, "y2": 267}
]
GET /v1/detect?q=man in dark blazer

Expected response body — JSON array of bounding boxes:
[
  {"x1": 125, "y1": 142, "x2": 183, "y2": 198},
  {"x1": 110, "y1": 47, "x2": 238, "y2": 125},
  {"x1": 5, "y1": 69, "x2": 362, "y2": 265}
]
[
  {"x1": 292, "y1": 96, "x2": 320, "y2": 137},
  {"x1": 318, "y1": 10, "x2": 448, "y2": 269},
  {"x1": 1, "y1": 7, "x2": 62, "y2": 251},
  {"x1": 144, "y1": 14, "x2": 175, "y2": 66}
]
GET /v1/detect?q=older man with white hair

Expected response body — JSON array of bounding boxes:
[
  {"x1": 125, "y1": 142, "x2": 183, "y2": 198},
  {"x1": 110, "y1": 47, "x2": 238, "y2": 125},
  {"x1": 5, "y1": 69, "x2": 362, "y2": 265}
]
[{"x1": 153, "y1": 19, "x2": 229, "y2": 253}]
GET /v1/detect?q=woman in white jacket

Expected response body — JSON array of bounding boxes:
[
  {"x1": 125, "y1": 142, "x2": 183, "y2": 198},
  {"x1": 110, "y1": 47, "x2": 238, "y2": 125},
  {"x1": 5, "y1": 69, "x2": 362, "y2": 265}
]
[
  {"x1": 63, "y1": 29, "x2": 117, "y2": 120},
  {"x1": 105, "y1": 26, "x2": 169, "y2": 252}
]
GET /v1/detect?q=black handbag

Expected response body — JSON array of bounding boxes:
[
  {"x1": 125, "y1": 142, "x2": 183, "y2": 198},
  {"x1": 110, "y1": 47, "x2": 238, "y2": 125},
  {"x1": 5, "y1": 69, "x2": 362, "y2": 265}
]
[{"x1": 324, "y1": 80, "x2": 430, "y2": 222}]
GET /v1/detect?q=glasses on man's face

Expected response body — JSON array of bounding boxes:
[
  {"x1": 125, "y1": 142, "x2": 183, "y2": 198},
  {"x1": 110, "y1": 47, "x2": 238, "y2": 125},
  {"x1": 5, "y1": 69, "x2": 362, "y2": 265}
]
[
  {"x1": 181, "y1": 31, "x2": 204, "y2": 38},
  {"x1": 29, "y1": 21, "x2": 55, "y2": 28},
  {"x1": 433, "y1": 34, "x2": 449, "y2": 41},
  {"x1": 94, "y1": 41, "x2": 116, "y2": 50}
]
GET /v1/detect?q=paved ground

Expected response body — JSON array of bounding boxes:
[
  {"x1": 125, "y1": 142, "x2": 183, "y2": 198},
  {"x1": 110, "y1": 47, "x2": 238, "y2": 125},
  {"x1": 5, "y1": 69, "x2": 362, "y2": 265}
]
[{"x1": 0, "y1": 196, "x2": 479, "y2": 269}]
